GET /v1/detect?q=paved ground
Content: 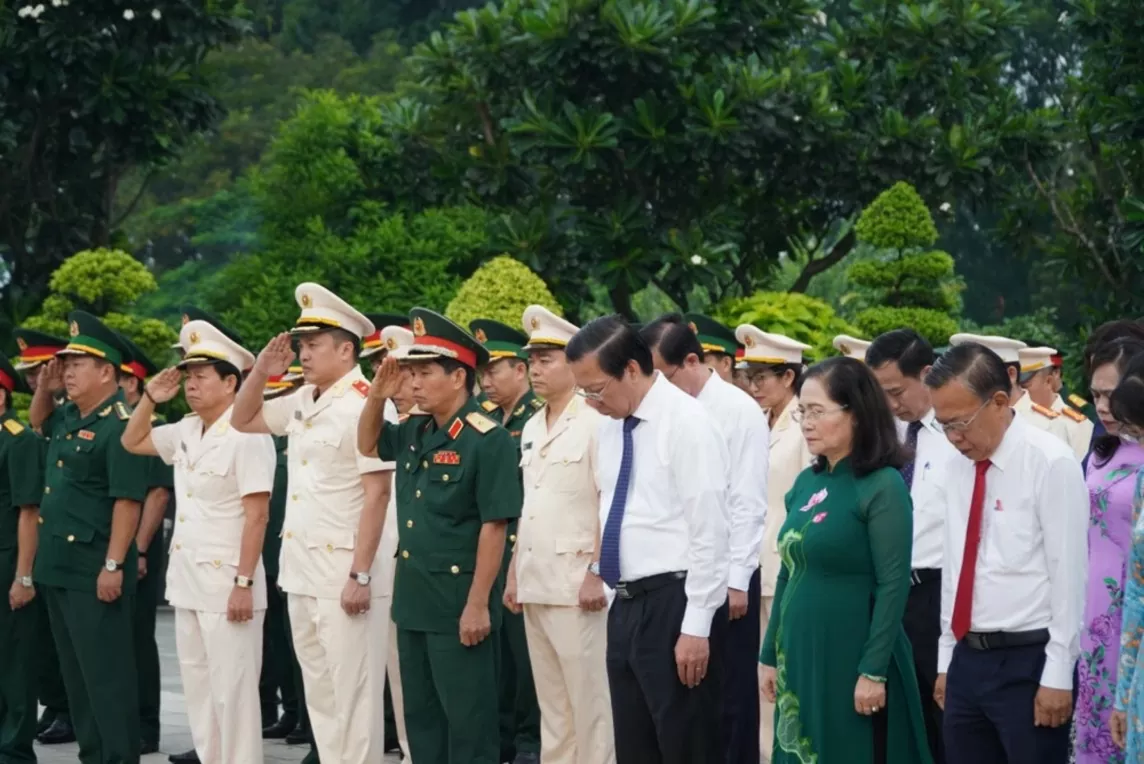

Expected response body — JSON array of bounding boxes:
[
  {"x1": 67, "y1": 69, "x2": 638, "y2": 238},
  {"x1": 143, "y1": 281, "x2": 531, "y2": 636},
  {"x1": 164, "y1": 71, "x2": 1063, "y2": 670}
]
[{"x1": 35, "y1": 607, "x2": 402, "y2": 763}]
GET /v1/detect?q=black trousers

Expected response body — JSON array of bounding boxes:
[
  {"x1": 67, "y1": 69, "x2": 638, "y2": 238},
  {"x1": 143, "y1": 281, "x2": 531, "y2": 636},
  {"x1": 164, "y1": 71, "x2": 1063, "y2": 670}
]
[
  {"x1": 723, "y1": 569, "x2": 760, "y2": 764},
  {"x1": 902, "y1": 573, "x2": 944, "y2": 764},
  {"x1": 944, "y1": 641, "x2": 1070, "y2": 764},
  {"x1": 607, "y1": 577, "x2": 727, "y2": 764}
]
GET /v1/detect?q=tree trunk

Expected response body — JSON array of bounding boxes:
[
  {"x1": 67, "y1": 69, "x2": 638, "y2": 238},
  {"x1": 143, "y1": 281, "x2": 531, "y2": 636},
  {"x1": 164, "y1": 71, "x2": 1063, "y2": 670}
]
[{"x1": 789, "y1": 232, "x2": 855, "y2": 293}]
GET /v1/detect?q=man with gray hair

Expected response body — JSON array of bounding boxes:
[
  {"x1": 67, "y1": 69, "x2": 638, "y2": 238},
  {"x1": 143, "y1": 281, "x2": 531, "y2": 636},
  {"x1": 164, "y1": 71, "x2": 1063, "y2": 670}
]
[{"x1": 925, "y1": 342, "x2": 1086, "y2": 764}]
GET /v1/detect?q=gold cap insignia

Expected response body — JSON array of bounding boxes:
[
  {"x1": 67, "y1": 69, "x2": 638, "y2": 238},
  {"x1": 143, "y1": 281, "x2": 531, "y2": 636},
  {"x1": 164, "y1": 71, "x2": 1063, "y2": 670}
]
[
  {"x1": 181, "y1": 314, "x2": 189, "y2": 325},
  {"x1": 413, "y1": 317, "x2": 426, "y2": 337},
  {"x1": 475, "y1": 328, "x2": 488, "y2": 343},
  {"x1": 16, "y1": 337, "x2": 26, "y2": 351},
  {"x1": 189, "y1": 331, "x2": 200, "y2": 345},
  {"x1": 688, "y1": 322, "x2": 698, "y2": 335},
  {"x1": 744, "y1": 335, "x2": 755, "y2": 348},
  {"x1": 386, "y1": 337, "x2": 397, "y2": 350},
  {"x1": 531, "y1": 316, "x2": 540, "y2": 330},
  {"x1": 69, "y1": 321, "x2": 79, "y2": 337},
  {"x1": 300, "y1": 293, "x2": 312, "y2": 308}
]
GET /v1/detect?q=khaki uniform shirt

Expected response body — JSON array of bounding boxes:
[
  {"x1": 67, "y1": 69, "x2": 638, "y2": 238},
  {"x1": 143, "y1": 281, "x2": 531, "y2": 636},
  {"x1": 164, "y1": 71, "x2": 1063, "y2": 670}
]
[
  {"x1": 1051, "y1": 394, "x2": 1094, "y2": 461},
  {"x1": 760, "y1": 396, "x2": 812, "y2": 597},
  {"x1": 263, "y1": 367, "x2": 392, "y2": 599},
  {"x1": 152, "y1": 406, "x2": 276, "y2": 612},
  {"x1": 1013, "y1": 391, "x2": 1074, "y2": 455},
  {"x1": 516, "y1": 397, "x2": 600, "y2": 607}
]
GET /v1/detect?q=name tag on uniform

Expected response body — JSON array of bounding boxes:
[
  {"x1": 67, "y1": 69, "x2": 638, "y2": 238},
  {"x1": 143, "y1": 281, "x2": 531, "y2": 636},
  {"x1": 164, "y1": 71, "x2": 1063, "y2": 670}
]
[
  {"x1": 294, "y1": 410, "x2": 303, "y2": 421},
  {"x1": 78, "y1": 430, "x2": 95, "y2": 441},
  {"x1": 433, "y1": 451, "x2": 461, "y2": 465}
]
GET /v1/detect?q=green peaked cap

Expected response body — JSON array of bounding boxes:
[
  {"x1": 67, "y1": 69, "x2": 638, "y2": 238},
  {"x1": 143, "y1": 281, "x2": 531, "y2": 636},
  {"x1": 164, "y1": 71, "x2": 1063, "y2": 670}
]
[
  {"x1": 408, "y1": 308, "x2": 489, "y2": 369},
  {"x1": 13, "y1": 328, "x2": 68, "y2": 371},
  {"x1": 684, "y1": 313, "x2": 741, "y2": 356},
  {"x1": 115, "y1": 332, "x2": 158, "y2": 379},
  {"x1": 61, "y1": 311, "x2": 129, "y2": 367},
  {"x1": 0, "y1": 351, "x2": 31, "y2": 394},
  {"x1": 468, "y1": 319, "x2": 528, "y2": 362}
]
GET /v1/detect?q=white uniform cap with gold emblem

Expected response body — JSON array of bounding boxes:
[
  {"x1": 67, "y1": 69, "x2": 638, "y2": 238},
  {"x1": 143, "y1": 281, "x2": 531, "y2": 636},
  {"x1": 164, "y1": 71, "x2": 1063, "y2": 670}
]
[
  {"x1": 734, "y1": 325, "x2": 811, "y2": 367},
  {"x1": 1018, "y1": 346, "x2": 1057, "y2": 381},
  {"x1": 290, "y1": 282, "x2": 375, "y2": 339},
  {"x1": 382, "y1": 326, "x2": 415, "y2": 361},
  {"x1": 949, "y1": 333, "x2": 1026, "y2": 364},
  {"x1": 832, "y1": 334, "x2": 871, "y2": 362},
  {"x1": 176, "y1": 320, "x2": 256, "y2": 372},
  {"x1": 521, "y1": 305, "x2": 579, "y2": 351}
]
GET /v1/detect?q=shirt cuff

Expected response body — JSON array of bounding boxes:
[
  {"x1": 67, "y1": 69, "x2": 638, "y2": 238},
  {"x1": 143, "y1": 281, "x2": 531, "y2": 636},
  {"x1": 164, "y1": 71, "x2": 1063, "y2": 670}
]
[
  {"x1": 728, "y1": 563, "x2": 757, "y2": 592},
  {"x1": 937, "y1": 644, "x2": 953, "y2": 675},
  {"x1": 1040, "y1": 657, "x2": 1074, "y2": 690},
  {"x1": 680, "y1": 604, "x2": 716, "y2": 638}
]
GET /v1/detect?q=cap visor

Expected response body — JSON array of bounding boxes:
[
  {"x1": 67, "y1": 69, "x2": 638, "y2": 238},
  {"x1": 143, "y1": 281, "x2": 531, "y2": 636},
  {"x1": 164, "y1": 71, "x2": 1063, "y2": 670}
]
[
  {"x1": 523, "y1": 341, "x2": 566, "y2": 352},
  {"x1": 361, "y1": 346, "x2": 385, "y2": 359},
  {"x1": 13, "y1": 361, "x2": 43, "y2": 372}
]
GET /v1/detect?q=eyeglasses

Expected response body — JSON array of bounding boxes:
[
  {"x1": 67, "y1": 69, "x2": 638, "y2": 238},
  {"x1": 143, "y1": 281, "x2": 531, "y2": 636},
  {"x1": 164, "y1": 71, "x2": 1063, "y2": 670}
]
[
  {"x1": 575, "y1": 376, "x2": 614, "y2": 402},
  {"x1": 938, "y1": 399, "x2": 992, "y2": 434},
  {"x1": 743, "y1": 369, "x2": 775, "y2": 389},
  {"x1": 792, "y1": 405, "x2": 847, "y2": 424}
]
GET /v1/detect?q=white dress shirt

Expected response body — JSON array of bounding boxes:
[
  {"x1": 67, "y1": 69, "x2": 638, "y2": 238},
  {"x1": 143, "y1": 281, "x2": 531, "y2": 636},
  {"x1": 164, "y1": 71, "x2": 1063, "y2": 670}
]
[
  {"x1": 695, "y1": 370, "x2": 769, "y2": 591},
  {"x1": 153, "y1": 406, "x2": 277, "y2": 612},
  {"x1": 909, "y1": 409, "x2": 963, "y2": 570},
  {"x1": 936, "y1": 414, "x2": 1087, "y2": 689},
  {"x1": 595, "y1": 373, "x2": 729, "y2": 638}
]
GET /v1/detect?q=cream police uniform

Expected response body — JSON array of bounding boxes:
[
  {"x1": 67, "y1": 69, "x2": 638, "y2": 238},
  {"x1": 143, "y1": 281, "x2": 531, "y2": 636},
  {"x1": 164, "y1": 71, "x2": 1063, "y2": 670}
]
[
  {"x1": 152, "y1": 321, "x2": 277, "y2": 764},
  {"x1": 515, "y1": 305, "x2": 615, "y2": 764},
  {"x1": 832, "y1": 334, "x2": 871, "y2": 362},
  {"x1": 1020, "y1": 347, "x2": 1093, "y2": 460},
  {"x1": 951, "y1": 334, "x2": 1075, "y2": 453},
  {"x1": 735, "y1": 325, "x2": 813, "y2": 763},
  {"x1": 260, "y1": 284, "x2": 394, "y2": 764},
  {"x1": 379, "y1": 324, "x2": 415, "y2": 764}
]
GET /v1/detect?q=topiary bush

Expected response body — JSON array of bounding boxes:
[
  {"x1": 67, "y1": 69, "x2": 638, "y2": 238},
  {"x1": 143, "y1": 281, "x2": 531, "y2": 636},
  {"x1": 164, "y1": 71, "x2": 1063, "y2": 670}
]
[
  {"x1": 714, "y1": 291, "x2": 861, "y2": 361},
  {"x1": 854, "y1": 306, "x2": 959, "y2": 348},
  {"x1": 445, "y1": 256, "x2": 563, "y2": 329},
  {"x1": 854, "y1": 182, "x2": 938, "y2": 250}
]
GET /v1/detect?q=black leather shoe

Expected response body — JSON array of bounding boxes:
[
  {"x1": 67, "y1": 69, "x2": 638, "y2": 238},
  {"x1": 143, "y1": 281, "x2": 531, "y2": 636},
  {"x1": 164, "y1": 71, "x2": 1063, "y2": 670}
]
[
  {"x1": 262, "y1": 713, "x2": 298, "y2": 739},
  {"x1": 284, "y1": 725, "x2": 311, "y2": 746},
  {"x1": 36, "y1": 718, "x2": 76, "y2": 745},
  {"x1": 168, "y1": 750, "x2": 200, "y2": 763},
  {"x1": 512, "y1": 754, "x2": 540, "y2": 764},
  {"x1": 141, "y1": 740, "x2": 160, "y2": 755},
  {"x1": 36, "y1": 709, "x2": 56, "y2": 736}
]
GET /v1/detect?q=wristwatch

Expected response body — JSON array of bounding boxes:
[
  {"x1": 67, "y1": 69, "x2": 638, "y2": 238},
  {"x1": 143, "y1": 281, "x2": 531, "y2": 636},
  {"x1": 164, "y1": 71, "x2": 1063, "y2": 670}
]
[
  {"x1": 16, "y1": 574, "x2": 32, "y2": 588},
  {"x1": 234, "y1": 575, "x2": 253, "y2": 589},
  {"x1": 587, "y1": 561, "x2": 601, "y2": 577},
  {"x1": 105, "y1": 559, "x2": 122, "y2": 573},
  {"x1": 350, "y1": 571, "x2": 371, "y2": 586}
]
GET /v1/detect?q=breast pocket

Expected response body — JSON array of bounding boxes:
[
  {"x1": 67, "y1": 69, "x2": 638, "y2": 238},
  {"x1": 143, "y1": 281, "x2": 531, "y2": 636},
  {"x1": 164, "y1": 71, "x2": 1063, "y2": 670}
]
[
  {"x1": 983, "y1": 494, "x2": 1038, "y2": 572},
  {"x1": 426, "y1": 465, "x2": 466, "y2": 516},
  {"x1": 546, "y1": 444, "x2": 589, "y2": 494},
  {"x1": 61, "y1": 438, "x2": 100, "y2": 482}
]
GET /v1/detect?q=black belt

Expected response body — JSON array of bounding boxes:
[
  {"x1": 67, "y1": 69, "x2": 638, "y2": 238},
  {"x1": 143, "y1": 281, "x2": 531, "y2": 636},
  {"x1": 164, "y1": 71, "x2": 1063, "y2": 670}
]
[
  {"x1": 614, "y1": 571, "x2": 686, "y2": 600},
  {"x1": 962, "y1": 629, "x2": 1050, "y2": 651},
  {"x1": 910, "y1": 568, "x2": 940, "y2": 586}
]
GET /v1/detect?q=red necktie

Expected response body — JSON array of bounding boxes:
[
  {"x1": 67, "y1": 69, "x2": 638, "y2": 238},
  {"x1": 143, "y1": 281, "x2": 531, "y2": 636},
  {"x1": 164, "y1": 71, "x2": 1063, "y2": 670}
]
[{"x1": 952, "y1": 459, "x2": 991, "y2": 640}]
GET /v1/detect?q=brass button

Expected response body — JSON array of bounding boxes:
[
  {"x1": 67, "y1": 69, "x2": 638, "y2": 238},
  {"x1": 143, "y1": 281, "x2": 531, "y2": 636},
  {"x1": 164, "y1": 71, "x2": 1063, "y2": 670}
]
[
  {"x1": 285, "y1": 531, "x2": 293, "y2": 539},
  {"x1": 305, "y1": 421, "x2": 313, "y2": 429},
  {"x1": 401, "y1": 550, "x2": 410, "y2": 559},
  {"x1": 450, "y1": 565, "x2": 460, "y2": 575},
  {"x1": 409, "y1": 445, "x2": 415, "y2": 451},
  {"x1": 291, "y1": 494, "x2": 298, "y2": 501},
  {"x1": 178, "y1": 515, "x2": 186, "y2": 523},
  {"x1": 75, "y1": 446, "x2": 81, "y2": 452},
  {"x1": 56, "y1": 460, "x2": 63, "y2": 468},
  {"x1": 326, "y1": 544, "x2": 333, "y2": 552},
  {"x1": 65, "y1": 434, "x2": 72, "y2": 440},
  {"x1": 302, "y1": 459, "x2": 308, "y2": 466},
  {"x1": 540, "y1": 449, "x2": 548, "y2": 458},
  {"x1": 406, "y1": 519, "x2": 413, "y2": 528},
  {"x1": 44, "y1": 487, "x2": 51, "y2": 494},
  {"x1": 66, "y1": 534, "x2": 75, "y2": 542},
  {"x1": 405, "y1": 462, "x2": 410, "y2": 470},
  {"x1": 37, "y1": 516, "x2": 43, "y2": 525},
  {"x1": 562, "y1": 458, "x2": 569, "y2": 465},
  {"x1": 175, "y1": 543, "x2": 182, "y2": 550},
  {"x1": 509, "y1": 534, "x2": 517, "y2": 543},
  {"x1": 415, "y1": 489, "x2": 422, "y2": 498},
  {"x1": 186, "y1": 492, "x2": 192, "y2": 498},
  {"x1": 442, "y1": 474, "x2": 450, "y2": 482},
  {"x1": 212, "y1": 560, "x2": 221, "y2": 568},
  {"x1": 422, "y1": 460, "x2": 428, "y2": 469}
]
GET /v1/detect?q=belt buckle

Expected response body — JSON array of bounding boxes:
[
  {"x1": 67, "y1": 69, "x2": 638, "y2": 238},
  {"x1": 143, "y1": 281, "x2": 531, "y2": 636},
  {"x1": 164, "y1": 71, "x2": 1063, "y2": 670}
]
[
  {"x1": 967, "y1": 632, "x2": 990, "y2": 650},
  {"x1": 615, "y1": 582, "x2": 631, "y2": 600}
]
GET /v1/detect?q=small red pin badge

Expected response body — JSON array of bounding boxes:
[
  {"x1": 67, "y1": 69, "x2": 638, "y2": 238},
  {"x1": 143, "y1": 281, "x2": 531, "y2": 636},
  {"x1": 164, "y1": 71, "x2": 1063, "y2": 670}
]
[
  {"x1": 994, "y1": 499, "x2": 1003, "y2": 512},
  {"x1": 78, "y1": 430, "x2": 95, "y2": 441}
]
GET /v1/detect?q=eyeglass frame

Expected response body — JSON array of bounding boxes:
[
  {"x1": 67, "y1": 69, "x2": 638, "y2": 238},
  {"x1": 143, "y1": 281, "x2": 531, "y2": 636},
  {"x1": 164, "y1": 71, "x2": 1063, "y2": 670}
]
[
  {"x1": 575, "y1": 375, "x2": 615, "y2": 402},
  {"x1": 937, "y1": 398, "x2": 994, "y2": 434},
  {"x1": 792, "y1": 405, "x2": 848, "y2": 424}
]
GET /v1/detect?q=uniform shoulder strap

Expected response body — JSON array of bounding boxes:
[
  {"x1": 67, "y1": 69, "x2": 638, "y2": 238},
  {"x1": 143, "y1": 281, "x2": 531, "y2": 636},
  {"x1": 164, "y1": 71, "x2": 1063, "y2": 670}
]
[
  {"x1": 3, "y1": 419, "x2": 24, "y2": 435},
  {"x1": 1030, "y1": 402, "x2": 1060, "y2": 419},
  {"x1": 465, "y1": 411, "x2": 497, "y2": 434}
]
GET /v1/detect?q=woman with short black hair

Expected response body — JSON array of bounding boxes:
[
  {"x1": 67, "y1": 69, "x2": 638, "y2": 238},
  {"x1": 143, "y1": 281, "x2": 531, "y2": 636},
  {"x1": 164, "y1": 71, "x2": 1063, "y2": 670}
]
[{"x1": 759, "y1": 357, "x2": 932, "y2": 764}]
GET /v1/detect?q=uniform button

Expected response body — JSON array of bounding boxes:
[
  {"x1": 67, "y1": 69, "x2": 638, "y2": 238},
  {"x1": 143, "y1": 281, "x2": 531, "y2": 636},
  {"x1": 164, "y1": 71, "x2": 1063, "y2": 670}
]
[
  {"x1": 450, "y1": 565, "x2": 460, "y2": 575},
  {"x1": 406, "y1": 520, "x2": 413, "y2": 528},
  {"x1": 409, "y1": 445, "x2": 415, "y2": 451},
  {"x1": 178, "y1": 515, "x2": 186, "y2": 522},
  {"x1": 562, "y1": 458, "x2": 569, "y2": 465},
  {"x1": 285, "y1": 531, "x2": 293, "y2": 539},
  {"x1": 37, "y1": 516, "x2": 43, "y2": 525},
  {"x1": 44, "y1": 487, "x2": 50, "y2": 494},
  {"x1": 442, "y1": 474, "x2": 450, "y2": 482},
  {"x1": 534, "y1": 483, "x2": 540, "y2": 489},
  {"x1": 291, "y1": 494, "x2": 298, "y2": 501},
  {"x1": 540, "y1": 449, "x2": 548, "y2": 458},
  {"x1": 66, "y1": 534, "x2": 75, "y2": 542},
  {"x1": 402, "y1": 550, "x2": 410, "y2": 559},
  {"x1": 175, "y1": 543, "x2": 182, "y2": 550},
  {"x1": 65, "y1": 434, "x2": 72, "y2": 440},
  {"x1": 305, "y1": 421, "x2": 313, "y2": 429},
  {"x1": 302, "y1": 459, "x2": 308, "y2": 466},
  {"x1": 186, "y1": 492, "x2": 192, "y2": 498},
  {"x1": 415, "y1": 490, "x2": 422, "y2": 498},
  {"x1": 405, "y1": 462, "x2": 410, "y2": 470},
  {"x1": 509, "y1": 534, "x2": 517, "y2": 543},
  {"x1": 326, "y1": 544, "x2": 333, "y2": 552},
  {"x1": 212, "y1": 560, "x2": 221, "y2": 568},
  {"x1": 56, "y1": 460, "x2": 62, "y2": 468},
  {"x1": 422, "y1": 460, "x2": 428, "y2": 469}
]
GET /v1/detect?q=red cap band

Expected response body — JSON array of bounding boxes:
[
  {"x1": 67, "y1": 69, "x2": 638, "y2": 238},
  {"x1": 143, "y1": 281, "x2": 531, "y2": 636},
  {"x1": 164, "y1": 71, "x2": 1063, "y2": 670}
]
[
  {"x1": 123, "y1": 361, "x2": 147, "y2": 380},
  {"x1": 416, "y1": 335, "x2": 478, "y2": 369},
  {"x1": 18, "y1": 345, "x2": 61, "y2": 363},
  {"x1": 0, "y1": 370, "x2": 13, "y2": 393}
]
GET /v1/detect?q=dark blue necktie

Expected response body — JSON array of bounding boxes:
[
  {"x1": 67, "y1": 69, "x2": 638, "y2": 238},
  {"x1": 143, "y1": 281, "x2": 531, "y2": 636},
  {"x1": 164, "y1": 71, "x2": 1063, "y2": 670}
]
[
  {"x1": 599, "y1": 416, "x2": 639, "y2": 588},
  {"x1": 900, "y1": 420, "x2": 924, "y2": 489}
]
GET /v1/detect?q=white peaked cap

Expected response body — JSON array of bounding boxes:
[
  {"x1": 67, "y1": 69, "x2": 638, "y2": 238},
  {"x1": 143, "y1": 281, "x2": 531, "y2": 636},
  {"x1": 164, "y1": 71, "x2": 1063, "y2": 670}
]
[
  {"x1": 950, "y1": 333, "x2": 1026, "y2": 364},
  {"x1": 290, "y1": 282, "x2": 374, "y2": 340},
  {"x1": 521, "y1": 305, "x2": 579, "y2": 350},
  {"x1": 734, "y1": 325, "x2": 811, "y2": 367},
  {"x1": 177, "y1": 320, "x2": 255, "y2": 372},
  {"x1": 1019, "y1": 346, "x2": 1057, "y2": 375},
  {"x1": 382, "y1": 325, "x2": 415, "y2": 361},
  {"x1": 832, "y1": 334, "x2": 870, "y2": 362}
]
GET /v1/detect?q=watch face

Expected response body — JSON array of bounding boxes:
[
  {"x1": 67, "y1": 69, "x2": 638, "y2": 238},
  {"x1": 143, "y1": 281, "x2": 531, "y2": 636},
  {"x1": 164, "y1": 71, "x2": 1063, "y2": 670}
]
[
  {"x1": 105, "y1": 560, "x2": 118, "y2": 572},
  {"x1": 356, "y1": 573, "x2": 371, "y2": 585}
]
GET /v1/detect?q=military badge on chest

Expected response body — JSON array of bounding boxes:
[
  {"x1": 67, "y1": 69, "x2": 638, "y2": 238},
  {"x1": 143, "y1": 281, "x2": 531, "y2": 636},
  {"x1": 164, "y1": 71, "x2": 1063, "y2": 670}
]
[
  {"x1": 78, "y1": 430, "x2": 96, "y2": 441},
  {"x1": 433, "y1": 451, "x2": 461, "y2": 465}
]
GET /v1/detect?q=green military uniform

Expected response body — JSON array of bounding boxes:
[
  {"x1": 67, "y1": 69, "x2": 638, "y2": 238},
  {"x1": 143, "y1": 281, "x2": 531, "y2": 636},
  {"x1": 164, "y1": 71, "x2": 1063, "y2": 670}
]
[
  {"x1": 379, "y1": 309, "x2": 522, "y2": 764},
  {"x1": 470, "y1": 318, "x2": 543, "y2": 762},
  {"x1": 115, "y1": 332, "x2": 173, "y2": 752},
  {"x1": 35, "y1": 312, "x2": 152, "y2": 764},
  {"x1": 13, "y1": 328, "x2": 74, "y2": 741},
  {"x1": 0, "y1": 352, "x2": 46, "y2": 761}
]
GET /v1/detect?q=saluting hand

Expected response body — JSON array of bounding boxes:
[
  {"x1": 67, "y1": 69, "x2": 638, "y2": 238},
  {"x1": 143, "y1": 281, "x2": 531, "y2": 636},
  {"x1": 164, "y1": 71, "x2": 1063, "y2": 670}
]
[
  {"x1": 39, "y1": 358, "x2": 64, "y2": 394},
  {"x1": 254, "y1": 333, "x2": 296, "y2": 377},
  {"x1": 146, "y1": 368, "x2": 183, "y2": 404},
  {"x1": 369, "y1": 355, "x2": 403, "y2": 401},
  {"x1": 459, "y1": 602, "x2": 491, "y2": 647},
  {"x1": 97, "y1": 568, "x2": 123, "y2": 603}
]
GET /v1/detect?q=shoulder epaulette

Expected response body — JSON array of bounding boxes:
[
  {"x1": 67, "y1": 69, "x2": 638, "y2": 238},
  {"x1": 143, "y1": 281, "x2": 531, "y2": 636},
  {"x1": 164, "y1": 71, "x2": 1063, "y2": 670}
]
[
  {"x1": 114, "y1": 401, "x2": 131, "y2": 420},
  {"x1": 3, "y1": 419, "x2": 25, "y2": 435},
  {"x1": 352, "y1": 380, "x2": 370, "y2": 398},
  {"x1": 513, "y1": 404, "x2": 525, "y2": 417},
  {"x1": 530, "y1": 398, "x2": 544, "y2": 410},
  {"x1": 480, "y1": 399, "x2": 498, "y2": 413},
  {"x1": 1031, "y1": 403, "x2": 1060, "y2": 419},
  {"x1": 99, "y1": 406, "x2": 113, "y2": 418},
  {"x1": 1068, "y1": 393, "x2": 1089, "y2": 410},
  {"x1": 1061, "y1": 406, "x2": 1087, "y2": 423},
  {"x1": 465, "y1": 411, "x2": 497, "y2": 434}
]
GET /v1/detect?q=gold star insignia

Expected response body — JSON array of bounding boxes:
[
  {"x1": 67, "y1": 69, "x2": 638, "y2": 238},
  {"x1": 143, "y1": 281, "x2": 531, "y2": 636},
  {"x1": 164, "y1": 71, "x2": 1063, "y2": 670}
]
[
  {"x1": 840, "y1": 343, "x2": 851, "y2": 355},
  {"x1": 413, "y1": 317, "x2": 426, "y2": 337},
  {"x1": 300, "y1": 293, "x2": 312, "y2": 308},
  {"x1": 69, "y1": 321, "x2": 79, "y2": 337},
  {"x1": 386, "y1": 337, "x2": 397, "y2": 350},
  {"x1": 189, "y1": 331, "x2": 200, "y2": 344},
  {"x1": 688, "y1": 322, "x2": 698, "y2": 334},
  {"x1": 744, "y1": 335, "x2": 755, "y2": 348},
  {"x1": 475, "y1": 328, "x2": 488, "y2": 343},
  {"x1": 530, "y1": 316, "x2": 540, "y2": 330}
]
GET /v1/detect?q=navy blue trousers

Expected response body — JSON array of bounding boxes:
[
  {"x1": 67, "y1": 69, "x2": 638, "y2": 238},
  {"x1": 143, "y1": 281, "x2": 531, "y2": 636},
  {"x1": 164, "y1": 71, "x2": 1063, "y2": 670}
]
[
  {"x1": 943, "y1": 641, "x2": 1070, "y2": 764},
  {"x1": 723, "y1": 568, "x2": 760, "y2": 764}
]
